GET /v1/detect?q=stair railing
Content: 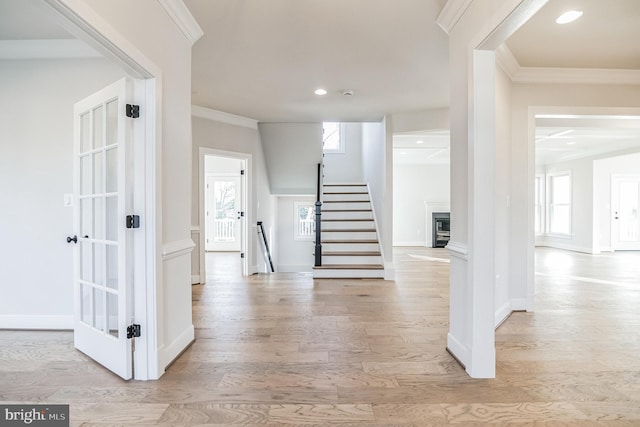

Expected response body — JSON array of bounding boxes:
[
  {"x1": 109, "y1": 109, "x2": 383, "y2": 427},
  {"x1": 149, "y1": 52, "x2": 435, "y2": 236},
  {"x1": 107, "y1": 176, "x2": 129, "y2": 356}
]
[
  {"x1": 314, "y1": 162, "x2": 323, "y2": 267},
  {"x1": 257, "y1": 221, "x2": 275, "y2": 272}
]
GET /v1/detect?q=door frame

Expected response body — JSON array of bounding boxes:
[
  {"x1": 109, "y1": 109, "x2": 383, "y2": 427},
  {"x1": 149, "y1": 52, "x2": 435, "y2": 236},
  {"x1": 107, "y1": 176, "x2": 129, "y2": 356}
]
[
  {"x1": 42, "y1": 0, "x2": 161, "y2": 380},
  {"x1": 205, "y1": 173, "x2": 243, "y2": 252},
  {"x1": 611, "y1": 174, "x2": 640, "y2": 250},
  {"x1": 199, "y1": 148, "x2": 251, "y2": 278}
]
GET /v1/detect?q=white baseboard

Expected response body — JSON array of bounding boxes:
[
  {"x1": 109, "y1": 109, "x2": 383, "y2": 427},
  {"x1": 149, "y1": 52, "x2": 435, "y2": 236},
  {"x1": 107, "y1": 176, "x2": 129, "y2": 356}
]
[
  {"x1": 447, "y1": 332, "x2": 469, "y2": 367},
  {"x1": 191, "y1": 275, "x2": 201, "y2": 284},
  {"x1": 384, "y1": 262, "x2": 395, "y2": 281},
  {"x1": 249, "y1": 265, "x2": 259, "y2": 275},
  {"x1": 160, "y1": 324, "x2": 195, "y2": 371},
  {"x1": 494, "y1": 301, "x2": 512, "y2": 328},
  {"x1": 510, "y1": 298, "x2": 528, "y2": 312},
  {"x1": 0, "y1": 315, "x2": 73, "y2": 330},
  {"x1": 277, "y1": 265, "x2": 312, "y2": 273},
  {"x1": 536, "y1": 242, "x2": 595, "y2": 254}
]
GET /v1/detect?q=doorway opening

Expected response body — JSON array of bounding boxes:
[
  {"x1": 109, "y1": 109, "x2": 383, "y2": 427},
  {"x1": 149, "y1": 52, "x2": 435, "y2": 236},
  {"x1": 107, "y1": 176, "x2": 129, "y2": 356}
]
[{"x1": 199, "y1": 150, "x2": 250, "y2": 281}]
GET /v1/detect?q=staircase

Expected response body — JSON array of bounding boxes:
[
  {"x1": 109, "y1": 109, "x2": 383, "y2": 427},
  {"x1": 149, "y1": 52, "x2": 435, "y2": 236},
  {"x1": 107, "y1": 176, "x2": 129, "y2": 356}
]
[{"x1": 313, "y1": 184, "x2": 385, "y2": 279}]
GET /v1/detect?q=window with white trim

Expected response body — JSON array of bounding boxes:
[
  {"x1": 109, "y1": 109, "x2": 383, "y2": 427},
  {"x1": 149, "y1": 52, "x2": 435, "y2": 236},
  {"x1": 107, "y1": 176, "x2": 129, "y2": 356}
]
[
  {"x1": 547, "y1": 171, "x2": 571, "y2": 235},
  {"x1": 322, "y1": 122, "x2": 344, "y2": 153},
  {"x1": 294, "y1": 202, "x2": 315, "y2": 240}
]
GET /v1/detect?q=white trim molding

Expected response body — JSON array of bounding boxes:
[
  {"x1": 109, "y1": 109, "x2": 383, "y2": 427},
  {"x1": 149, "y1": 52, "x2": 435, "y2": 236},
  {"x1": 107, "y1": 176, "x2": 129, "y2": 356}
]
[
  {"x1": 496, "y1": 44, "x2": 640, "y2": 85},
  {"x1": 157, "y1": 0, "x2": 203, "y2": 45},
  {"x1": 162, "y1": 239, "x2": 196, "y2": 260},
  {"x1": 446, "y1": 241, "x2": 468, "y2": 260},
  {"x1": 436, "y1": 0, "x2": 474, "y2": 34},
  {"x1": 0, "y1": 39, "x2": 101, "y2": 59},
  {"x1": 160, "y1": 324, "x2": 195, "y2": 370},
  {"x1": 192, "y1": 105, "x2": 258, "y2": 130}
]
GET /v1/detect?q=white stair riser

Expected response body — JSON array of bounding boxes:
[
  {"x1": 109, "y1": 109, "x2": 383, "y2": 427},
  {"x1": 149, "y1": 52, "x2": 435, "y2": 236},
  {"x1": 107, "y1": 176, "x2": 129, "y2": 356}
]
[
  {"x1": 322, "y1": 211, "x2": 373, "y2": 220},
  {"x1": 322, "y1": 255, "x2": 383, "y2": 265},
  {"x1": 323, "y1": 185, "x2": 367, "y2": 193},
  {"x1": 322, "y1": 243, "x2": 380, "y2": 252},
  {"x1": 322, "y1": 202, "x2": 371, "y2": 210},
  {"x1": 323, "y1": 193, "x2": 370, "y2": 202},
  {"x1": 313, "y1": 269, "x2": 385, "y2": 279},
  {"x1": 322, "y1": 231, "x2": 377, "y2": 240},
  {"x1": 322, "y1": 221, "x2": 374, "y2": 230}
]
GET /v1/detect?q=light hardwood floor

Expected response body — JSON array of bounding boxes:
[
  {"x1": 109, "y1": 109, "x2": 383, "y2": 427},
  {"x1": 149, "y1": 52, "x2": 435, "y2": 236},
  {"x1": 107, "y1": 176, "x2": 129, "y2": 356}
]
[{"x1": 1, "y1": 247, "x2": 639, "y2": 425}]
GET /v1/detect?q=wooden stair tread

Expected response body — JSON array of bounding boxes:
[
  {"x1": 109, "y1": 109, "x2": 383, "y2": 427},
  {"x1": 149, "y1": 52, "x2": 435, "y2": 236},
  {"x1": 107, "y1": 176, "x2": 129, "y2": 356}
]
[
  {"x1": 313, "y1": 264, "x2": 384, "y2": 270},
  {"x1": 321, "y1": 219, "x2": 373, "y2": 222},
  {"x1": 323, "y1": 184, "x2": 366, "y2": 186},
  {"x1": 323, "y1": 252, "x2": 381, "y2": 256},
  {"x1": 322, "y1": 229, "x2": 376, "y2": 232},
  {"x1": 323, "y1": 192, "x2": 368, "y2": 195},
  {"x1": 323, "y1": 200, "x2": 370, "y2": 203},
  {"x1": 322, "y1": 209, "x2": 372, "y2": 212}
]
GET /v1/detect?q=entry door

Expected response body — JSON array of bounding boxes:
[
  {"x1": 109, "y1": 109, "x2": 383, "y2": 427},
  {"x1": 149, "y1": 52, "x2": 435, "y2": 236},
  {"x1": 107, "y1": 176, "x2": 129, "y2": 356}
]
[
  {"x1": 72, "y1": 78, "x2": 134, "y2": 380},
  {"x1": 205, "y1": 175, "x2": 242, "y2": 251},
  {"x1": 612, "y1": 175, "x2": 640, "y2": 250}
]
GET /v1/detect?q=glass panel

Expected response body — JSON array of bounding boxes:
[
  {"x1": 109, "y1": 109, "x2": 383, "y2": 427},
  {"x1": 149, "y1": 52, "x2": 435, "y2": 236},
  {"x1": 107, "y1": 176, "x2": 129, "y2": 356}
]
[
  {"x1": 107, "y1": 292, "x2": 119, "y2": 338},
  {"x1": 80, "y1": 198, "x2": 92, "y2": 239},
  {"x1": 619, "y1": 182, "x2": 639, "y2": 242},
  {"x1": 80, "y1": 112, "x2": 91, "y2": 153},
  {"x1": 106, "y1": 99, "x2": 118, "y2": 147},
  {"x1": 80, "y1": 283, "x2": 92, "y2": 325},
  {"x1": 214, "y1": 181, "x2": 237, "y2": 242},
  {"x1": 93, "y1": 243, "x2": 104, "y2": 286},
  {"x1": 80, "y1": 155, "x2": 91, "y2": 196},
  {"x1": 80, "y1": 241, "x2": 92, "y2": 282},
  {"x1": 93, "y1": 105, "x2": 104, "y2": 149},
  {"x1": 552, "y1": 175, "x2": 570, "y2": 204},
  {"x1": 106, "y1": 244, "x2": 118, "y2": 290},
  {"x1": 93, "y1": 151, "x2": 104, "y2": 194},
  {"x1": 106, "y1": 148, "x2": 118, "y2": 193},
  {"x1": 551, "y1": 205, "x2": 570, "y2": 234},
  {"x1": 94, "y1": 197, "x2": 105, "y2": 240},
  {"x1": 93, "y1": 288, "x2": 104, "y2": 331},
  {"x1": 106, "y1": 196, "x2": 118, "y2": 242},
  {"x1": 322, "y1": 122, "x2": 341, "y2": 151}
]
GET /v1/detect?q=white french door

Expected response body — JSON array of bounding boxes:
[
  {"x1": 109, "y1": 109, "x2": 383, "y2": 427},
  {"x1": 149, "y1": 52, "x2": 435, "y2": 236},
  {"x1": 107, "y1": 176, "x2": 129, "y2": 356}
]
[
  {"x1": 612, "y1": 175, "x2": 640, "y2": 251},
  {"x1": 205, "y1": 175, "x2": 242, "y2": 252},
  {"x1": 72, "y1": 78, "x2": 134, "y2": 380}
]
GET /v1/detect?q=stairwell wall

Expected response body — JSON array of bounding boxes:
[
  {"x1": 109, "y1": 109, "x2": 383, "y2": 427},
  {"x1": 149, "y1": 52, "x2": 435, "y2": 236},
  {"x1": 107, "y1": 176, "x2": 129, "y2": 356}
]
[{"x1": 323, "y1": 123, "x2": 364, "y2": 184}]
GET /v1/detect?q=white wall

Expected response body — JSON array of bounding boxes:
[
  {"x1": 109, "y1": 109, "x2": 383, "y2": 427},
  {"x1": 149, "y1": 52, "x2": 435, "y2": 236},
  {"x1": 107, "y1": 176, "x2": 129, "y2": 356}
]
[
  {"x1": 276, "y1": 196, "x2": 315, "y2": 272},
  {"x1": 0, "y1": 58, "x2": 126, "y2": 328},
  {"x1": 192, "y1": 116, "x2": 274, "y2": 275},
  {"x1": 258, "y1": 123, "x2": 323, "y2": 194},
  {"x1": 323, "y1": 123, "x2": 364, "y2": 184},
  {"x1": 392, "y1": 164, "x2": 450, "y2": 246},
  {"x1": 594, "y1": 152, "x2": 640, "y2": 251},
  {"x1": 362, "y1": 118, "x2": 394, "y2": 278}
]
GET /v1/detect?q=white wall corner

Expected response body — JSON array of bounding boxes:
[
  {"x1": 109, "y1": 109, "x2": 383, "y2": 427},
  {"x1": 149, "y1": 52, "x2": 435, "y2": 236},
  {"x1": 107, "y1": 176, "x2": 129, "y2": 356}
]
[
  {"x1": 494, "y1": 301, "x2": 512, "y2": 328},
  {"x1": 384, "y1": 262, "x2": 395, "y2": 281},
  {"x1": 446, "y1": 332, "x2": 470, "y2": 368},
  {"x1": 192, "y1": 105, "x2": 258, "y2": 130},
  {"x1": 157, "y1": 0, "x2": 204, "y2": 45},
  {"x1": 495, "y1": 44, "x2": 520, "y2": 80},
  {"x1": 191, "y1": 275, "x2": 201, "y2": 284},
  {"x1": 160, "y1": 324, "x2": 194, "y2": 370},
  {"x1": 436, "y1": 0, "x2": 474, "y2": 34}
]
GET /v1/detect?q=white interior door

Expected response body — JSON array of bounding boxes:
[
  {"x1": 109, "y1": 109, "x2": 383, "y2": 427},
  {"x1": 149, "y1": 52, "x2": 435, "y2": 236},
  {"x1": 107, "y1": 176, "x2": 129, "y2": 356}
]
[
  {"x1": 205, "y1": 175, "x2": 242, "y2": 252},
  {"x1": 72, "y1": 78, "x2": 134, "y2": 380},
  {"x1": 612, "y1": 175, "x2": 640, "y2": 250}
]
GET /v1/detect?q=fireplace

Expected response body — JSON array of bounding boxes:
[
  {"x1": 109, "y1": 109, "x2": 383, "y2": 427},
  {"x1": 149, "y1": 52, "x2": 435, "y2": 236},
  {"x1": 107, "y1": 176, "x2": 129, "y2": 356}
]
[{"x1": 432, "y1": 212, "x2": 450, "y2": 248}]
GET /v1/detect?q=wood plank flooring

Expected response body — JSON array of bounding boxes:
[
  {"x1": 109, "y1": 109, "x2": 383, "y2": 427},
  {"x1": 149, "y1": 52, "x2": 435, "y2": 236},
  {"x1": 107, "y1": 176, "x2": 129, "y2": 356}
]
[{"x1": 1, "y1": 247, "x2": 640, "y2": 425}]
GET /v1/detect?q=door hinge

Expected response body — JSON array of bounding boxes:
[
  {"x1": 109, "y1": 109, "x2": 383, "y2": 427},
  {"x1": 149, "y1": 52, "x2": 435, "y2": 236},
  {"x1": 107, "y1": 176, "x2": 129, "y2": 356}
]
[
  {"x1": 126, "y1": 104, "x2": 140, "y2": 118},
  {"x1": 240, "y1": 253, "x2": 245, "y2": 258},
  {"x1": 126, "y1": 215, "x2": 140, "y2": 229},
  {"x1": 238, "y1": 211, "x2": 245, "y2": 218},
  {"x1": 240, "y1": 169, "x2": 245, "y2": 175},
  {"x1": 127, "y1": 324, "x2": 141, "y2": 339}
]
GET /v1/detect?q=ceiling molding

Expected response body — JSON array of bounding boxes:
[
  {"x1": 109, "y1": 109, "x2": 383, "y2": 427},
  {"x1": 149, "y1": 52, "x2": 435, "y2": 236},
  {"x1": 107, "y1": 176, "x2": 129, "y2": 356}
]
[
  {"x1": 157, "y1": 0, "x2": 203, "y2": 46},
  {"x1": 436, "y1": 0, "x2": 474, "y2": 34},
  {"x1": 495, "y1": 44, "x2": 520, "y2": 79},
  {"x1": 0, "y1": 39, "x2": 101, "y2": 59},
  {"x1": 192, "y1": 105, "x2": 258, "y2": 130}
]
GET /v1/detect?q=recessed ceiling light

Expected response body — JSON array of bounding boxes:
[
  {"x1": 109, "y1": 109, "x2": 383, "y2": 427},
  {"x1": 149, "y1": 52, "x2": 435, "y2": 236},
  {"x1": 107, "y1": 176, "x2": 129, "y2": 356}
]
[
  {"x1": 314, "y1": 88, "x2": 327, "y2": 96},
  {"x1": 556, "y1": 10, "x2": 583, "y2": 24},
  {"x1": 416, "y1": 140, "x2": 424, "y2": 144}
]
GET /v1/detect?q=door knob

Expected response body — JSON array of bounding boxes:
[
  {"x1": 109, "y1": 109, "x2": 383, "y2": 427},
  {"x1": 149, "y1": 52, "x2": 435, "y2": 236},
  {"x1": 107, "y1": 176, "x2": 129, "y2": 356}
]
[{"x1": 67, "y1": 235, "x2": 78, "y2": 244}]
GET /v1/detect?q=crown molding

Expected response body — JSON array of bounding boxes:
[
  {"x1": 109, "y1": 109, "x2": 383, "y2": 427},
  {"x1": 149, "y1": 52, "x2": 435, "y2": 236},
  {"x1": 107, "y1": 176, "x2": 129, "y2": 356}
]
[
  {"x1": 192, "y1": 105, "x2": 258, "y2": 129},
  {"x1": 495, "y1": 44, "x2": 521, "y2": 80},
  {"x1": 0, "y1": 39, "x2": 101, "y2": 59},
  {"x1": 436, "y1": 0, "x2": 474, "y2": 34},
  {"x1": 157, "y1": 0, "x2": 203, "y2": 46}
]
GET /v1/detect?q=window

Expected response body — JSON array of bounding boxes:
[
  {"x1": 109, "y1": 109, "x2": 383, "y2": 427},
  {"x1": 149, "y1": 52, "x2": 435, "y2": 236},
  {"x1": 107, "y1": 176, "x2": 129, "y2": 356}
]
[
  {"x1": 534, "y1": 174, "x2": 544, "y2": 234},
  {"x1": 294, "y1": 202, "x2": 316, "y2": 240},
  {"x1": 322, "y1": 122, "x2": 344, "y2": 153},
  {"x1": 547, "y1": 172, "x2": 571, "y2": 235}
]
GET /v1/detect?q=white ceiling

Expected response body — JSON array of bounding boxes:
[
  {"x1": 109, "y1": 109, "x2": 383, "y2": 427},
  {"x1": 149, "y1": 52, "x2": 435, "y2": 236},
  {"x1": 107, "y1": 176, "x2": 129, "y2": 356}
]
[
  {"x1": 2, "y1": 0, "x2": 639, "y2": 164},
  {"x1": 393, "y1": 131, "x2": 450, "y2": 165}
]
